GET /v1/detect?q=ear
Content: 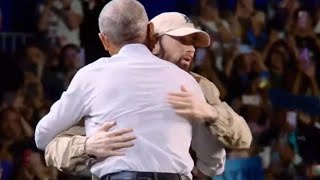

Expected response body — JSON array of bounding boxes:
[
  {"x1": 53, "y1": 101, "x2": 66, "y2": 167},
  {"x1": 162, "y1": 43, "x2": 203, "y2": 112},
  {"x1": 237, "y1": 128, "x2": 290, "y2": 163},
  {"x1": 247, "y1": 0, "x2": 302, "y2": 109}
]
[
  {"x1": 146, "y1": 22, "x2": 158, "y2": 51},
  {"x1": 98, "y1": 33, "x2": 110, "y2": 52}
]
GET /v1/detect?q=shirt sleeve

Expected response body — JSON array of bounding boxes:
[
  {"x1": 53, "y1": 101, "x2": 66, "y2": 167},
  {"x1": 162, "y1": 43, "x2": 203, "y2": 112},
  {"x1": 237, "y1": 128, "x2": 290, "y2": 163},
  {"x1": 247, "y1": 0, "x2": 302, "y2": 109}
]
[
  {"x1": 45, "y1": 126, "x2": 92, "y2": 174},
  {"x1": 35, "y1": 69, "x2": 92, "y2": 150}
]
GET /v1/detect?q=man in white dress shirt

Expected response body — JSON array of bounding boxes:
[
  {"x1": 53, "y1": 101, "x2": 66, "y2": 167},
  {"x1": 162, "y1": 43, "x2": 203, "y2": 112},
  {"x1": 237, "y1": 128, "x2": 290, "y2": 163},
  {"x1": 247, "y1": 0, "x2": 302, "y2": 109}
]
[
  {"x1": 35, "y1": 0, "x2": 211, "y2": 179},
  {"x1": 43, "y1": 11, "x2": 250, "y2": 180}
]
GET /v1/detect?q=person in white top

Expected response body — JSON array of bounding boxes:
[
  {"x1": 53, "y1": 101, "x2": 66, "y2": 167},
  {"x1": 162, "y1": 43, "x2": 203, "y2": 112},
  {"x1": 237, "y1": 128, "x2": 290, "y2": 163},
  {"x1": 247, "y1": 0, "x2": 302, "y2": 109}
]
[
  {"x1": 38, "y1": 0, "x2": 83, "y2": 46},
  {"x1": 35, "y1": 0, "x2": 211, "y2": 179},
  {"x1": 43, "y1": 11, "x2": 244, "y2": 180}
]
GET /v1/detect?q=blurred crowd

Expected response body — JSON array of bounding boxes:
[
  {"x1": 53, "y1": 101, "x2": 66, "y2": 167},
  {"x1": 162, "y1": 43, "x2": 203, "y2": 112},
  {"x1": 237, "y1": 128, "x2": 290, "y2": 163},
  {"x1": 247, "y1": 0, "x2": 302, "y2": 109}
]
[{"x1": 0, "y1": 0, "x2": 320, "y2": 179}]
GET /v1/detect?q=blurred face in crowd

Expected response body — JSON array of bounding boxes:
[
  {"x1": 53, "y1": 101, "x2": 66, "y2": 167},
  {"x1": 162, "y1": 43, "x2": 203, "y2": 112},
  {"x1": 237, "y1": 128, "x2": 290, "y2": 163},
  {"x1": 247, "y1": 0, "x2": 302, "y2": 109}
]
[
  {"x1": 296, "y1": 11, "x2": 313, "y2": 32},
  {"x1": 0, "y1": 109, "x2": 23, "y2": 141},
  {"x1": 247, "y1": 54, "x2": 258, "y2": 72},
  {"x1": 152, "y1": 34, "x2": 196, "y2": 71},
  {"x1": 62, "y1": 47, "x2": 81, "y2": 70},
  {"x1": 2, "y1": 91, "x2": 25, "y2": 110},
  {"x1": 238, "y1": 0, "x2": 253, "y2": 10},
  {"x1": 251, "y1": 12, "x2": 265, "y2": 31},
  {"x1": 269, "y1": 47, "x2": 287, "y2": 74},
  {"x1": 200, "y1": 2, "x2": 218, "y2": 20},
  {"x1": 235, "y1": 54, "x2": 254, "y2": 74},
  {"x1": 26, "y1": 46, "x2": 45, "y2": 65},
  {"x1": 12, "y1": 91, "x2": 25, "y2": 110},
  {"x1": 270, "y1": 52, "x2": 284, "y2": 73}
]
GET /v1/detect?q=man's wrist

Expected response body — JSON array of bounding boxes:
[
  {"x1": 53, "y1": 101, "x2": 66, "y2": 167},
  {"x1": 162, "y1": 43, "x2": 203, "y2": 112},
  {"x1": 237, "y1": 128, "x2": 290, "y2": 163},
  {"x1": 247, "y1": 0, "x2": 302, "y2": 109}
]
[
  {"x1": 83, "y1": 137, "x2": 89, "y2": 154},
  {"x1": 84, "y1": 137, "x2": 96, "y2": 160},
  {"x1": 83, "y1": 137, "x2": 93, "y2": 157}
]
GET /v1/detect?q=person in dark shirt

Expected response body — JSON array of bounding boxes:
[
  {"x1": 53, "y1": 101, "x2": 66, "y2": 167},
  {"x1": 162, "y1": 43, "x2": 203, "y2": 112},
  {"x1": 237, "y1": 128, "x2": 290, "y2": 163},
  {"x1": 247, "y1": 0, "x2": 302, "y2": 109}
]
[{"x1": 80, "y1": 0, "x2": 110, "y2": 65}]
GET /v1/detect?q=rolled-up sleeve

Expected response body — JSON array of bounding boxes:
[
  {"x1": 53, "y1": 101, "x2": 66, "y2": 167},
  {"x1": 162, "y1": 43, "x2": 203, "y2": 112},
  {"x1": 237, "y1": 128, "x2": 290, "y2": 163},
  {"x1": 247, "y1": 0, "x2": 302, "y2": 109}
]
[
  {"x1": 35, "y1": 70, "x2": 92, "y2": 150},
  {"x1": 209, "y1": 102, "x2": 252, "y2": 149},
  {"x1": 45, "y1": 126, "x2": 91, "y2": 173},
  {"x1": 193, "y1": 73, "x2": 252, "y2": 149}
]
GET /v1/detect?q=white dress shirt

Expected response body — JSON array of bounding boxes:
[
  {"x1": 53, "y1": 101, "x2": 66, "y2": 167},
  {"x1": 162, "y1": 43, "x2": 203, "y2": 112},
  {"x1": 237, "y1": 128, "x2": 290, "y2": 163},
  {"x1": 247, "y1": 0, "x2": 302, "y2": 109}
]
[{"x1": 35, "y1": 44, "x2": 206, "y2": 178}]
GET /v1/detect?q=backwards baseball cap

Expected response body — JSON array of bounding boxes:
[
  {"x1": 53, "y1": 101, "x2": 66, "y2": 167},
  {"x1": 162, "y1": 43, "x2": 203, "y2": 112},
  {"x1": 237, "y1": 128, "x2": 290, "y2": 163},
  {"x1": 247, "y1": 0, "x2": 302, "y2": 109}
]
[{"x1": 150, "y1": 12, "x2": 211, "y2": 48}]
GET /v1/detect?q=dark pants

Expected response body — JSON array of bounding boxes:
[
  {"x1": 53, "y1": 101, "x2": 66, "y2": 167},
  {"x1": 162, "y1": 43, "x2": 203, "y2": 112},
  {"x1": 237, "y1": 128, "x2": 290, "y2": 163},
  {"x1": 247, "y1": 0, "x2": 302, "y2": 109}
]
[{"x1": 100, "y1": 171, "x2": 190, "y2": 180}]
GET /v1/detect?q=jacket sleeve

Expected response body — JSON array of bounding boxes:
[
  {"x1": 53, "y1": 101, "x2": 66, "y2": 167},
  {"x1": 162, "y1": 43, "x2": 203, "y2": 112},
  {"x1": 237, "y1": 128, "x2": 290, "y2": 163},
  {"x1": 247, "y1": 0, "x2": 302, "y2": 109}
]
[
  {"x1": 198, "y1": 75, "x2": 252, "y2": 149},
  {"x1": 44, "y1": 126, "x2": 92, "y2": 174}
]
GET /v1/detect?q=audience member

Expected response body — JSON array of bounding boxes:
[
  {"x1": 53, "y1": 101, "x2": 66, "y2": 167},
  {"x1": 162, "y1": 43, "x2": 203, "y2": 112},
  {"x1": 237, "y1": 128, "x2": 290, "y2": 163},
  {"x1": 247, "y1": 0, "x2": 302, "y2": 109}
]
[{"x1": 0, "y1": 1, "x2": 320, "y2": 179}]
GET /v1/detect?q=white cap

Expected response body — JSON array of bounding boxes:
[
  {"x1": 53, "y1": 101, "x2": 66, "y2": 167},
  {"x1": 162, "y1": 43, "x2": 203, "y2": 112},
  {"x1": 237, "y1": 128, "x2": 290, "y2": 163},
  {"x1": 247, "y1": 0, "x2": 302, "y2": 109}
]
[{"x1": 150, "y1": 12, "x2": 211, "y2": 48}]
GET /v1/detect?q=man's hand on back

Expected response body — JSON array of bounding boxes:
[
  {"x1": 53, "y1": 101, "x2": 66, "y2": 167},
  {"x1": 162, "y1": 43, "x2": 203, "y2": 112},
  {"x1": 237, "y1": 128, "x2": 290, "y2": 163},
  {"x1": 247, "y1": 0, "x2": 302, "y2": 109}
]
[
  {"x1": 167, "y1": 85, "x2": 217, "y2": 122},
  {"x1": 85, "y1": 121, "x2": 136, "y2": 158}
]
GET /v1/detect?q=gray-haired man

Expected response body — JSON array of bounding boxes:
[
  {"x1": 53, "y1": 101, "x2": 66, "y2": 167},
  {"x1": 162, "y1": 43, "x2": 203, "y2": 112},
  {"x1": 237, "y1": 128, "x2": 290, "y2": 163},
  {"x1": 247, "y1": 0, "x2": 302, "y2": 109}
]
[{"x1": 36, "y1": 0, "x2": 251, "y2": 179}]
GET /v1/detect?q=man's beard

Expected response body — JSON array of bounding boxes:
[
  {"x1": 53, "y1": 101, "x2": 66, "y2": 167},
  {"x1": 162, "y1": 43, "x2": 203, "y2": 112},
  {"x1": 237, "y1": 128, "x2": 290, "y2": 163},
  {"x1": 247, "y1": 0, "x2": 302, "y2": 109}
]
[{"x1": 176, "y1": 59, "x2": 191, "y2": 72}]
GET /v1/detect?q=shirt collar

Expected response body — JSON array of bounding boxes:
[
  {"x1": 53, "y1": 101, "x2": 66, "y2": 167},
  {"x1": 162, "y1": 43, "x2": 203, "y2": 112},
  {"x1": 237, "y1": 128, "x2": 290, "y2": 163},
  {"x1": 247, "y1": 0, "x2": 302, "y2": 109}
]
[{"x1": 118, "y1": 43, "x2": 152, "y2": 56}]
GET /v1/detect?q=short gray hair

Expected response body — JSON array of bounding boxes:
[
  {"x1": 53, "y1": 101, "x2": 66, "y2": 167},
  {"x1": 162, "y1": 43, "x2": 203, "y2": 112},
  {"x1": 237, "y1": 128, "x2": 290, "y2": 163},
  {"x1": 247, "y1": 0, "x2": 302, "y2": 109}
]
[{"x1": 98, "y1": 0, "x2": 149, "y2": 46}]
